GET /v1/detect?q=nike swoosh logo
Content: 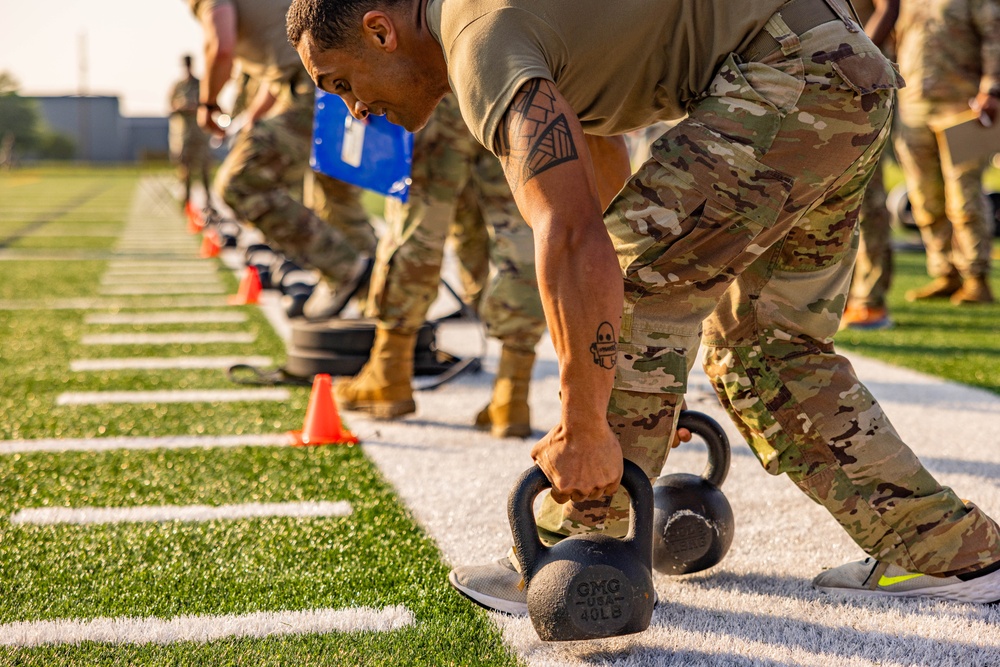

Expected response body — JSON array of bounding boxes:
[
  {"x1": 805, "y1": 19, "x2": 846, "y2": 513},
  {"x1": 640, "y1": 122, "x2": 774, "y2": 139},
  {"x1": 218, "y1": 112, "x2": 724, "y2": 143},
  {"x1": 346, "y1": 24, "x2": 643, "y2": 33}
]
[{"x1": 879, "y1": 573, "x2": 925, "y2": 587}]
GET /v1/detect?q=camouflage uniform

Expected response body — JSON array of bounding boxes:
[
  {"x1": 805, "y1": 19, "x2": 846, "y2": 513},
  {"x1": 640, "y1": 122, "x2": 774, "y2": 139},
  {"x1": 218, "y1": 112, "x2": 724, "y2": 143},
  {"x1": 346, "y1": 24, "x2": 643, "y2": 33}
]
[
  {"x1": 190, "y1": 0, "x2": 375, "y2": 286},
  {"x1": 168, "y1": 75, "x2": 213, "y2": 202},
  {"x1": 367, "y1": 94, "x2": 545, "y2": 353},
  {"x1": 536, "y1": 10, "x2": 1000, "y2": 576},
  {"x1": 215, "y1": 81, "x2": 375, "y2": 285},
  {"x1": 448, "y1": 189, "x2": 491, "y2": 312},
  {"x1": 893, "y1": 0, "x2": 1000, "y2": 284},
  {"x1": 847, "y1": 0, "x2": 894, "y2": 310}
]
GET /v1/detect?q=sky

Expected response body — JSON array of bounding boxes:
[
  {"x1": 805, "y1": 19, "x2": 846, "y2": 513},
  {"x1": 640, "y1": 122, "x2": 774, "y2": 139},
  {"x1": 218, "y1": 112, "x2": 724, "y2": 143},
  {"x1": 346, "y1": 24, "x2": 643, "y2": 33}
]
[{"x1": 0, "y1": 2, "x2": 215, "y2": 117}]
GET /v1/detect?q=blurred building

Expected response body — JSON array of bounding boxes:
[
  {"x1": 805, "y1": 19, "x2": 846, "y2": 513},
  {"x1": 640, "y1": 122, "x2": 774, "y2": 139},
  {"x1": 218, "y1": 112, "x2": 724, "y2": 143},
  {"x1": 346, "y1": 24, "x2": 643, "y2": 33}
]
[{"x1": 31, "y1": 95, "x2": 169, "y2": 162}]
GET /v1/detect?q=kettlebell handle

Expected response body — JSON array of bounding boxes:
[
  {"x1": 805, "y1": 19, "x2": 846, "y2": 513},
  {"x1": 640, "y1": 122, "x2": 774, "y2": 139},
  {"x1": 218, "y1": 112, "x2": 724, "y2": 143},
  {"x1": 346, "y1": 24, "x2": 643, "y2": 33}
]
[
  {"x1": 508, "y1": 459, "x2": 653, "y2": 584},
  {"x1": 677, "y1": 410, "x2": 731, "y2": 489}
]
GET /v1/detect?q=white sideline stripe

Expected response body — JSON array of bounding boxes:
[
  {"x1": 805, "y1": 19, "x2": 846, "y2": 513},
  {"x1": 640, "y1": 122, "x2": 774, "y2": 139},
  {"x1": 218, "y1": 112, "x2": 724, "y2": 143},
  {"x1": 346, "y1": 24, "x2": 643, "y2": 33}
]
[
  {"x1": 0, "y1": 605, "x2": 414, "y2": 648},
  {"x1": 81, "y1": 332, "x2": 256, "y2": 345},
  {"x1": 100, "y1": 275, "x2": 220, "y2": 285},
  {"x1": 0, "y1": 296, "x2": 230, "y2": 311},
  {"x1": 108, "y1": 262, "x2": 215, "y2": 268},
  {"x1": 70, "y1": 355, "x2": 271, "y2": 371},
  {"x1": 56, "y1": 388, "x2": 289, "y2": 405},
  {"x1": 85, "y1": 311, "x2": 247, "y2": 325},
  {"x1": 10, "y1": 500, "x2": 353, "y2": 526},
  {"x1": 0, "y1": 433, "x2": 292, "y2": 455},
  {"x1": 99, "y1": 284, "x2": 225, "y2": 295}
]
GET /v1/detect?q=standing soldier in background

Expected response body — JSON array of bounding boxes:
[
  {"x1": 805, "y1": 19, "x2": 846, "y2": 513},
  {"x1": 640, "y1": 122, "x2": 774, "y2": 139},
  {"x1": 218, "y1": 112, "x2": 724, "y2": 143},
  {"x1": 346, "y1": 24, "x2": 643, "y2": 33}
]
[
  {"x1": 894, "y1": 0, "x2": 998, "y2": 305},
  {"x1": 168, "y1": 54, "x2": 213, "y2": 211},
  {"x1": 840, "y1": 0, "x2": 900, "y2": 329},
  {"x1": 189, "y1": 0, "x2": 376, "y2": 314},
  {"x1": 335, "y1": 95, "x2": 547, "y2": 438}
]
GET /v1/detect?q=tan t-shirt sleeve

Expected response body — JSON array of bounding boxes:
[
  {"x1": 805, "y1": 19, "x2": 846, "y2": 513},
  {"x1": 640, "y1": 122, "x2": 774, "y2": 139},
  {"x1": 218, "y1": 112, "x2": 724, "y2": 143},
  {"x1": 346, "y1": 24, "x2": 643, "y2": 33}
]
[{"x1": 445, "y1": 8, "x2": 560, "y2": 154}]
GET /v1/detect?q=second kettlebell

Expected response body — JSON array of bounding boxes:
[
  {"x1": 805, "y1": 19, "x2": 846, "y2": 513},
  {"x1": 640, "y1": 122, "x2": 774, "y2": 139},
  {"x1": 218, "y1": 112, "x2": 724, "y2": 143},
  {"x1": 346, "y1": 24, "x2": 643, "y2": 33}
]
[{"x1": 652, "y1": 410, "x2": 735, "y2": 575}]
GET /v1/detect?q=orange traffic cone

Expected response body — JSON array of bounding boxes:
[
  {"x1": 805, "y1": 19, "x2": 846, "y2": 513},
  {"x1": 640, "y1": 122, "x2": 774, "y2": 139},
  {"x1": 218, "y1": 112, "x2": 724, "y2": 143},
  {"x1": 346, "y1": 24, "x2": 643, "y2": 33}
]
[
  {"x1": 288, "y1": 374, "x2": 359, "y2": 446},
  {"x1": 185, "y1": 202, "x2": 204, "y2": 234},
  {"x1": 200, "y1": 229, "x2": 221, "y2": 258},
  {"x1": 228, "y1": 265, "x2": 263, "y2": 305}
]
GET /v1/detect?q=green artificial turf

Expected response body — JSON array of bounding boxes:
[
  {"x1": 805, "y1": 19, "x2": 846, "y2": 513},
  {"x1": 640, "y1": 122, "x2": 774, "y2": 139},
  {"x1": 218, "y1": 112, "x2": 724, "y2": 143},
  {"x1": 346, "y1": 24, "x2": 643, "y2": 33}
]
[
  {"x1": 0, "y1": 166, "x2": 520, "y2": 666},
  {"x1": 0, "y1": 447, "x2": 518, "y2": 666},
  {"x1": 835, "y1": 245, "x2": 1000, "y2": 395}
]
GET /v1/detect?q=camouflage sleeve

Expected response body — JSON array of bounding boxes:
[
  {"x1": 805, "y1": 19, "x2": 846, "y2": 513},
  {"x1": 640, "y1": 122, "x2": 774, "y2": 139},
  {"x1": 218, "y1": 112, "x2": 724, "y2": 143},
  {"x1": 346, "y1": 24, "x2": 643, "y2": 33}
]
[{"x1": 973, "y1": 0, "x2": 1000, "y2": 94}]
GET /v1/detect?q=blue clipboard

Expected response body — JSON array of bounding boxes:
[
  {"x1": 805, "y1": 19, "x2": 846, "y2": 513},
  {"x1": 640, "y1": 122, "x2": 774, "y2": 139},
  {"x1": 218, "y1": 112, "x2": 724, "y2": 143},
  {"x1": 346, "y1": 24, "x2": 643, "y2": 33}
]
[{"x1": 310, "y1": 89, "x2": 413, "y2": 201}]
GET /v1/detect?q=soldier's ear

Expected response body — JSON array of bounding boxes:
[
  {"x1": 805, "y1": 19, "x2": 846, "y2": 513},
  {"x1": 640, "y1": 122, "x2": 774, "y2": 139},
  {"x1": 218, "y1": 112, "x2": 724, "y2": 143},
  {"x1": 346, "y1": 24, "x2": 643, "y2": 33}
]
[{"x1": 361, "y1": 11, "x2": 398, "y2": 52}]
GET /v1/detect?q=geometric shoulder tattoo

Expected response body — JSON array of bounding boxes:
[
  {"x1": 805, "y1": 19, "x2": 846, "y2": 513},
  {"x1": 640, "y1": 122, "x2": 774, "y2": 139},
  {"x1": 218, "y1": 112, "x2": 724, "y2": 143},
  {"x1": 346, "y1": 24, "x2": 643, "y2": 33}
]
[{"x1": 496, "y1": 79, "x2": 578, "y2": 193}]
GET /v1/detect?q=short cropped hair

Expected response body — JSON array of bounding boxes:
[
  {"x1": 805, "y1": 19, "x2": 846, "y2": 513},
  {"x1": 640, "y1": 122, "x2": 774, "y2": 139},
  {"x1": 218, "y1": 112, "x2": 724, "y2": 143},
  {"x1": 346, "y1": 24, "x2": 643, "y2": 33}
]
[{"x1": 286, "y1": 0, "x2": 407, "y2": 50}]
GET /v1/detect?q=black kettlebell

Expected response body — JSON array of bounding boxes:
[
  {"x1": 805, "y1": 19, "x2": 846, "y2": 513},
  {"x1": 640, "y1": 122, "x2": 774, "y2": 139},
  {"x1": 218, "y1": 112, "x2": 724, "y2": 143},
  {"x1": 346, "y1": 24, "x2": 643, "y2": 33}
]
[
  {"x1": 509, "y1": 459, "x2": 655, "y2": 642},
  {"x1": 652, "y1": 410, "x2": 734, "y2": 575}
]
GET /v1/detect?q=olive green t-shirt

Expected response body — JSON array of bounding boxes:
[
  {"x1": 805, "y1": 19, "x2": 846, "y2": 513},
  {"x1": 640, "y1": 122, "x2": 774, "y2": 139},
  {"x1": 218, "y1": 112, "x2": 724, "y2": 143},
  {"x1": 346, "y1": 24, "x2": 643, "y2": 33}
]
[
  {"x1": 189, "y1": 0, "x2": 304, "y2": 86},
  {"x1": 427, "y1": 0, "x2": 786, "y2": 153}
]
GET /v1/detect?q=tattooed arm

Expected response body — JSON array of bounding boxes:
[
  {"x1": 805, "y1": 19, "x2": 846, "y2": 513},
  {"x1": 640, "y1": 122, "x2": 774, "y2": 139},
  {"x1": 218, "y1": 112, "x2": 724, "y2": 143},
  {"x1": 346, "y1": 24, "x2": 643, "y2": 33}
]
[{"x1": 495, "y1": 78, "x2": 626, "y2": 504}]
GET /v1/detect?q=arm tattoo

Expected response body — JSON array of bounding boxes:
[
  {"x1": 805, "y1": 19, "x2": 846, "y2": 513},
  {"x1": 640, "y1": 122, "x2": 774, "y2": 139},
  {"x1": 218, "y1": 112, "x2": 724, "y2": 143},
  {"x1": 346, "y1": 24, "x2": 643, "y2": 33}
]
[
  {"x1": 590, "y1": 322, "x2": 617, "y2": 369},
  {"x1": 496, "y1": 79, "x2": 579, "y2": 192}
]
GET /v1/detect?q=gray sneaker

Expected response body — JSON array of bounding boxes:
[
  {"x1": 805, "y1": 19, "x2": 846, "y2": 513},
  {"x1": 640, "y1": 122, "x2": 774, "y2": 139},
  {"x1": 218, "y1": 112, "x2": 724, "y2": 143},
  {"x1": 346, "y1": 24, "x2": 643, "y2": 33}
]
[
  {"x1": 448, "y1": 556, "x2": 528, "y2": 616},
  {"x1": 813, "y1": 557, "x2": 1000, "y2": 604}
]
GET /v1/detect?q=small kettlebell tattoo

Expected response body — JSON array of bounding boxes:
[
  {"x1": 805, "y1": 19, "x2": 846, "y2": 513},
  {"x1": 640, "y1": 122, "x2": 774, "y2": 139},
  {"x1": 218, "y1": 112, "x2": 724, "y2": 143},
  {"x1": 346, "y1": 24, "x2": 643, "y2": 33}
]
[{"x1": 590, "y1": 322, "x2": 617, "y2": 369}]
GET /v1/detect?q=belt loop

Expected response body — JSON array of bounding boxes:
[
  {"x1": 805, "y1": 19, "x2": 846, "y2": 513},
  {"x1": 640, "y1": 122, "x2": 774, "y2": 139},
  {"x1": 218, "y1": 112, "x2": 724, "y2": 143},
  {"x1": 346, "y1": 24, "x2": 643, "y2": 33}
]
[
  {"x1": 764, "y1": 14, "x2": 801, "y2": 57},
  {"x1": 820, "y1": 0, "x2": 861, "y2": 33}
]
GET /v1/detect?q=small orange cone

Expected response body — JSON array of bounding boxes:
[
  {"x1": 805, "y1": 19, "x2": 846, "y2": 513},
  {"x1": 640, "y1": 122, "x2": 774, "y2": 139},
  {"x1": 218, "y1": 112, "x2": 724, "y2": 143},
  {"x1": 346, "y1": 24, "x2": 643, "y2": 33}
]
[
  {"x1": 288, "y1": 374, "x2": 359, "y2": 446},
  {"x1": 185, "y1": 202, "x2": 204, "y2": 234},
  {"x1": 200, "y1": 229, "x2": 221, "y2": 258},
  {"x1": 228, "y1": 265, "x2": 263, "y2": 305}
]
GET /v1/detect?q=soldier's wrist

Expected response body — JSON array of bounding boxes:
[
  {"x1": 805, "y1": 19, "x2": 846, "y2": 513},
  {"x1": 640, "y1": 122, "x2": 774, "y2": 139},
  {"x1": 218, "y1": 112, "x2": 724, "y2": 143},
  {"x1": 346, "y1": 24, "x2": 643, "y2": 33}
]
[{"x1": 199, "y1": 101, "x2": 221, "y2": 112}]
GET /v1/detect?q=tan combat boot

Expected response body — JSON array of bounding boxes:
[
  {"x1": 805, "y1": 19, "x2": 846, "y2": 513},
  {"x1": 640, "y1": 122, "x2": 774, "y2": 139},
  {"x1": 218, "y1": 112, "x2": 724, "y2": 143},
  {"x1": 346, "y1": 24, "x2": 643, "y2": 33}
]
[
  {"x1": 950, "y1": 276, "x2": 996, "y2": 305},
  {"x1": 334, "y1": 327, "x2": 417, "y2": 419},
  {"x1": 475, "y1": 347, "x2": 535, "y2": 438},
  {"x1": 905, "y1": 273, "x2": 963, "y2": 302}
]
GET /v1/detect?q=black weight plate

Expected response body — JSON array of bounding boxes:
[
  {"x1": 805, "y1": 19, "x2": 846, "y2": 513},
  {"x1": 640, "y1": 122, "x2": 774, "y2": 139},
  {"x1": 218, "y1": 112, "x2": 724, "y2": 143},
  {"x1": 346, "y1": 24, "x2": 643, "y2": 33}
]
[
  {"x1": 291, "y1": 318, "x2": 437, "y2": 354},
  {"x1": 414, "y1": 349, "x2": 461, "y2": 376},
  {"x1": 283, "y1": 346, "x2": 368, "y2": 378},
  {"x1": 989, "y1": 192, "x2": 1000, "y2": 237}
]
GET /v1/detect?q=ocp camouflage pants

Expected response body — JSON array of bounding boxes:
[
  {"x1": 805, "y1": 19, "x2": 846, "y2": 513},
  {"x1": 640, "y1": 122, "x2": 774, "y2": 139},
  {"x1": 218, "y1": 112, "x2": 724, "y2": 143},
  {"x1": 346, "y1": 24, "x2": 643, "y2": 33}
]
[
  {"x1": 214, "y1": 88, "x2": 375, "y2": 285},
  {"x1": 536, "y1": 16, "x2": 999, "y2": 576},
  {"x1": 894, "y1": 97, "x2": 993, "y2": 280},
  {"x1": 367, "y1": 94, "x2": 545, "y2": 353},
  {"x1": 849, "y1": 154, "x2": 894, "y2": 309}
]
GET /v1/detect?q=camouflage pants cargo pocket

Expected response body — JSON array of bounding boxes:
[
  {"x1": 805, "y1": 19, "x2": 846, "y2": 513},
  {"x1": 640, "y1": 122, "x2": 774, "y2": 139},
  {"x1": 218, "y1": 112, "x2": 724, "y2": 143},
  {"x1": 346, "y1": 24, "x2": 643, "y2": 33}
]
[{"x1": 607, "y1": 120, "x2": 793, "y2": 394}]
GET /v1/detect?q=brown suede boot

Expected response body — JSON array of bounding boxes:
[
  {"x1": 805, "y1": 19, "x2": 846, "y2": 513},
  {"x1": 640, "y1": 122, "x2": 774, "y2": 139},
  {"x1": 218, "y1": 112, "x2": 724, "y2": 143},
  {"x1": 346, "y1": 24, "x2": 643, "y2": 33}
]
[
  {"x1": 475, "y1": 347, "x2": 535, "y2": 438},
  {"x1": 334, "y1": 327, "x2": 417, "y2": 419},
  {"x1": 950, "y1": 276, "x2": 996, "y2": 305},
  {"x1": 905, "y1": 273, "x2": 963, "y2": 302}
]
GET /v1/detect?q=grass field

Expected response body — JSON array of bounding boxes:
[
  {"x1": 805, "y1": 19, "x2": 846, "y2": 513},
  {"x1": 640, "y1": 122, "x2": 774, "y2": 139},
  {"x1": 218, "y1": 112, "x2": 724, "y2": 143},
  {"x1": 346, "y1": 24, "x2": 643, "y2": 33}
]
[
  {"x1": 0, "y1": 165, "x2": 998, "y2": 665},
  {"x1": 0, "y1": 168, "x2": 516, "y2": 666}
]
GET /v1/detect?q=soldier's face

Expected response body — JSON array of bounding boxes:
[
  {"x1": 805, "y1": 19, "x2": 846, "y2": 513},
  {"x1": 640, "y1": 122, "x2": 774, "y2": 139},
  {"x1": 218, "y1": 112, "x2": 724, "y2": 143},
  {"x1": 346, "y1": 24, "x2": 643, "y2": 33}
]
[{"x1": 297, "y1": 32, "x2": 438, "y2": 132}]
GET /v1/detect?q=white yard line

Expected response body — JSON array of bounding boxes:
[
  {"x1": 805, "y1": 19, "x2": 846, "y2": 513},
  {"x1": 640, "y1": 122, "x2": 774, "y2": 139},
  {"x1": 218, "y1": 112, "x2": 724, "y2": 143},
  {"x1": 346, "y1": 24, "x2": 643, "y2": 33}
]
[
  {"x1": 56, "y1": 388, "x2": 289, "y2": 406},
  {"x1": 0, "y1": 606, "x2": 415, "y2": 648},
  {"x1": 107, "y1": 261, "x2": 216, "y2": 268},
  {"x1": 81, "y1": 332, "x2": 255, "y2": 345},
  {"x1": 0, "y1": 296, "x2": 231, "y2": 310},
  {"x1": 70, "y1": 355, "x2": 271, "y2": 372},
  {"x1": 0, "y1": 433, "x2": 292, "y2": 456},
  {"x1": 100, "y1": 274, "x2": 220, "y2": 285},
  {"x1": 10, "y1": 500, "x2": 353, "y2": 525},
  {"x1": 98, "y1": 284, "x2": 226, "y2": 295},
  {"x1": 84, "y1": 311, "x2": 246, "y2": 325}
]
